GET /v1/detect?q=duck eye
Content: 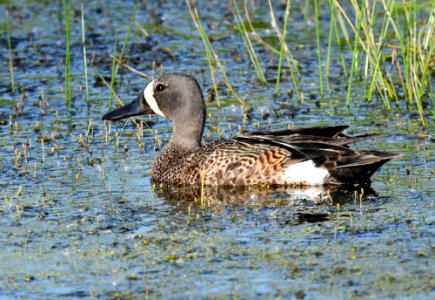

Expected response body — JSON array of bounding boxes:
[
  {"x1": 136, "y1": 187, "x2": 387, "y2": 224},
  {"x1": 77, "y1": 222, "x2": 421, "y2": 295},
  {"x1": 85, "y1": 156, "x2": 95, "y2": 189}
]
[{"x1": 156, "y1": 83, "x2": 166, "y2": 92}]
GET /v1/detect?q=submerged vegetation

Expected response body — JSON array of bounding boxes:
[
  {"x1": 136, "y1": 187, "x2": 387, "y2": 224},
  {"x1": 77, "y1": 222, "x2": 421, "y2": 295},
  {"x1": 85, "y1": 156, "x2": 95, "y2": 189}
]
[{"x1": 0, "y1": 0, "x2": 433, "y2": 298}]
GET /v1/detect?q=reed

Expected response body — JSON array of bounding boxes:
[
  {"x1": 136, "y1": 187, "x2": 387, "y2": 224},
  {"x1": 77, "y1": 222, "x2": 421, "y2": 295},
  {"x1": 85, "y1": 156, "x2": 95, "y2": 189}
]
[
  {"x1": 92, "y1": 66, "x2": 123, "y2": 107},
  {"x1": 186, "y1": 0, "x2": 247, "y2": 109},
  {"x1": 332, "y1": 0, "x2": 433, "y2": 125},
  {"x1": 63, "y1": 0, "x2": 72, "y2": 110},
  {"x1": 324, "y1": 0, "x2": 350, "y2": 89},
  {"x1": 113, "y1": 3, "x2": 139, "y2": 85},
  {"x1": 80, "y1": 4, "x2": 90, "y2": 105},
  {"x1": 115, "y1": 1, "x2": 139, "y2": 76},
  {"x1": 325, "y1": 1, "x2": 334, "y2": 82},
  {"x1": 232, "y1": 0, "x2": 266, "y2": 84},
  {"x1": 336, "y1": 0, "x2": 392, "y2": 107},
  {"x1": 40, "y1": 138, "x2": 45, "y2": 163},
  {"x1": 243, "y1": 3, "x2": 282, "y2": 56},
  {"x1": 420, "y1": 2, "x2": 435, "y2": 123},
  {"x1": 274, "y1": 0, "x2": 292, "y2": 95},
  {"x1": 267, "y1": 0, "x2": 301, "y2": 101},
  {"x1": 110, "y1": 55, "x2": 149, "y2": 78},
  {"x1": 399, "y1": 0, "x2": 435, "y2": 127},
  {"x1": 314, "y1": 0, "x2": 324, "y2": 97},
  {"x1": 192, "y1": 13, "x2": 220, "y2": 107},
  {"x1": 330, "y1": 0, "x2": 348, "y2": 77},
  {"x1": 345, "y1": 0, "x2": 365, "y2": 107},
  {"x1": 188, "y1": 1, "x2": 433, "y2": 125},
  {"x1": 108, "y1": 35, "x2": 118, "y2": 111},
  {"x1": 5, "y1": 9, "x2": 15, "y2": 94},
  {"x1": 107, "y1": 2, "x2": 139, "y2": 110}
]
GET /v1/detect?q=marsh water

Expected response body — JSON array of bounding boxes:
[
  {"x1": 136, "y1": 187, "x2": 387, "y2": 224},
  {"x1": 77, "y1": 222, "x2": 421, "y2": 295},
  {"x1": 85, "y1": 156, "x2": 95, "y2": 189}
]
[{"x1": 0, "y1": 1, "x2": 434, "y2": 299}]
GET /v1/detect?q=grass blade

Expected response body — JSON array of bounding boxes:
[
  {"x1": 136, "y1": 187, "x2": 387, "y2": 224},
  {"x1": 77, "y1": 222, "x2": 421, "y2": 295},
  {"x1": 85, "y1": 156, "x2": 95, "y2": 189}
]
[
  {"x1": 63, "y1": 0, "x2": 72, "y2": 111},
  {"x1": 5, "y1": 9, "x2": 15, "y2": 94},
  {"x1": 81, "y1": 3, "x2": 90, "y2": 105},
  {"x1": 232, "y1": 0, "x2": 266, "y2": 84},
  {"x1": 186, "y1": 0, "x2": 247, "y2": 110},
  {"x1": 314, "y1": 0, "x2": 324, "y2": 97}
]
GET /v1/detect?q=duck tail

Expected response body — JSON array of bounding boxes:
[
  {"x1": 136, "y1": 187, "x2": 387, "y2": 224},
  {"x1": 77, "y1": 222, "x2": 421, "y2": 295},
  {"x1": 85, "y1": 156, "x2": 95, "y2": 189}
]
[{"x1": 329, "y1": 151, "x2": 400, "y2": 183}]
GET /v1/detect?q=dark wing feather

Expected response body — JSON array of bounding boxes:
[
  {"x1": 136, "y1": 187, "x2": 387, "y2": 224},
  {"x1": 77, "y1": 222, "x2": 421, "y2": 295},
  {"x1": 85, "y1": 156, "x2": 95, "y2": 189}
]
[
  {"x1": 235, "y1": 126, "x2": 399, "y2": 183},
  {"x1": 247, "y1": 125, "x2": 348, "y2": 138}
]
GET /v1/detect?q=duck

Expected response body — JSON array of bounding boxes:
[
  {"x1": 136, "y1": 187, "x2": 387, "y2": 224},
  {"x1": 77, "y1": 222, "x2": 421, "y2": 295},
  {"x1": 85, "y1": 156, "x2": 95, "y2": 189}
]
[{"x1": 102, "y1": 73, "x2": 398, "y2": 186}]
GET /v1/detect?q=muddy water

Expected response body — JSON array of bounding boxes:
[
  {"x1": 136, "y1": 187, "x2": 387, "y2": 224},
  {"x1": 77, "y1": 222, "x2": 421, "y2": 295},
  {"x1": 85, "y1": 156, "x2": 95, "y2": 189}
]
[{"x1": 0, "y1": 1, "x2": 433, "y2": 299}]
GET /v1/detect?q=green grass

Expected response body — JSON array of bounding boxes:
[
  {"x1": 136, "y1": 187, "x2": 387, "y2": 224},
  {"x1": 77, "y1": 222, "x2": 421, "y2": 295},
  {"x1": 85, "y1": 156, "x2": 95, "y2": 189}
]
[
  {"x1": 63, "y1": 0, "x2": 72, "y2": 112},
  {"x1": 232, "y1": 0, "x2": 266, "y2": 84},
  {"x1": 92, "y1": 66, "x2": 123, "y2": 107},
  {"x1": 114, "y1": 1, "x2": 139, "y2": 77},
  {"x1": 108, "y1": 1, "x2": 139, "y2": 111},
  {"x1": 266, "y1": 0, "x2": 301, "y2": 100},
  {"x1": 81, "y1": 4, "x2": 90, "y2": 105},
  {"x1": 344, "y1": 0, "x2": 366, "y2": 107},
  {"x1": 186, "y1": 0, "x2": 247, "y2": 110},
  {"x1": 314, "y1": 0, "x2": 324, "y2": 97},
  {"x1": 274, "y1": 0, "x2": 296, "y2": 96},
  {"x1": 5, "y1": 9, "x2": 15, "y2": 94},
  {"x1": 108, "y1": 35, "x2": 118, "y2": 111},
  {"x1": 188, "y1": 0, "x2": 434, "y2": 126},
  {"x1": 331, "y1": 0, "x2": 434, "y2": 125}
]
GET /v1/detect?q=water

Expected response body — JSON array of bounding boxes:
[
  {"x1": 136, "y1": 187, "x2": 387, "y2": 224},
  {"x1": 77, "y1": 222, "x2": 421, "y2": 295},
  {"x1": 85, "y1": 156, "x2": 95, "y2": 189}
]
[{"x1": 0, "y1": 1, "x2": 433, "y2": 299}]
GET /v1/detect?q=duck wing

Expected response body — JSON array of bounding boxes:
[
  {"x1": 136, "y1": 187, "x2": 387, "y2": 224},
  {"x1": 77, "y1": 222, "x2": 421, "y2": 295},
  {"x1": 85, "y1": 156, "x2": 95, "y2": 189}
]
[
  {"x1": 247, "y1": 125, "x2": 349, "y2": 138},
  {"x1": 233, "y1": 125, "x2": 399, "y2": 183}
]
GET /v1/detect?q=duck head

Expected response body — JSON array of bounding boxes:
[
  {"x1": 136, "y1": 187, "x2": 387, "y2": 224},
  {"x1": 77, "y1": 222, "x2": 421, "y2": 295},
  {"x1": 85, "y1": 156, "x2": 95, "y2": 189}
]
[{"x1": 102, "y1": 73, "x2": 206, "y2": 150}]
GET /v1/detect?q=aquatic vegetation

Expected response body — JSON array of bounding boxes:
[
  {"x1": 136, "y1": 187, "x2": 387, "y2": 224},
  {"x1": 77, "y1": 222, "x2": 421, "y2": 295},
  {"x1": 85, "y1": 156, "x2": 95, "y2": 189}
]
[
  {"x1": 0, "y1": 1, "x2": 433, "y2": 299},
  {"x1": 80, "y1": 4, "x2": 90, "y2": 105},
  {"x1": 232, "y1": 0, "x2": 267, "y2": 84},
  {"x1": 314, "y1": 0, "x2": 325, "y2": 97},
  {"x1": 108, "y1": 2, "x2": 139, "y2": 111},
  {"x1": 266, "y1": 0, "x2": 301, "y2": 100},
  {"x1": 5, "y1": 9, "x2": 14, "y2": 94},
  {"x1": 188, "y1": 0, "x2": 434, "y2": 126},
  {"x1": 186, "y1": 0, "x2": 247, "y2": 109},
  {"x1": 63, "y1": 0, "x2": 72, "y2": 112}
]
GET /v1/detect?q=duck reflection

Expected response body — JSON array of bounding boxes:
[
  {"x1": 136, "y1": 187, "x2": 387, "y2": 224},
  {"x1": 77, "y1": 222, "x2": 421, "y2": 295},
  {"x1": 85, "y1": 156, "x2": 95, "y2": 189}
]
[{"x1": 153, "y1": 183, "x2": 376, "y2": 224}]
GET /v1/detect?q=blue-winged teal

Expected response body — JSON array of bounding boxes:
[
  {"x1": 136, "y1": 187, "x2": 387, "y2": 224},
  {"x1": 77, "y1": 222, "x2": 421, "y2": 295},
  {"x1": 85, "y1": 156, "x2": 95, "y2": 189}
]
[{"x1": 102, "y1": 73, "x2": 398, "y2": 186}]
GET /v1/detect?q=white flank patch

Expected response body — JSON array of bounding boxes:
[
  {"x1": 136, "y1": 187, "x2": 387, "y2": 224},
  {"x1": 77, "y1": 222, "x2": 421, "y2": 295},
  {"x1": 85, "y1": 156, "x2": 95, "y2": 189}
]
[
  {"x1": 144, "y1": 80, "x2": 165, "y2": 116},
  {"x1": 284, "y1": 160, "x2": 329, "y2": 185}
]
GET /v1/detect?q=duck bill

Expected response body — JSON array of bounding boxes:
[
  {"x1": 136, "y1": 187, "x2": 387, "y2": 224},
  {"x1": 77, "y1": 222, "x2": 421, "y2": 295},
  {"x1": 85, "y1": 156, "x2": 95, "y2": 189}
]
[{"x1": 102, "y1": 92, "x2": 154, "y2": 121}]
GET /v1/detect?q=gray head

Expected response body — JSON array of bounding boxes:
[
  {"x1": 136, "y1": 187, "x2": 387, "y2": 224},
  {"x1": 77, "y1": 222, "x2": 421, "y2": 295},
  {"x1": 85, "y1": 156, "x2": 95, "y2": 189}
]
[{"x1": 102, "y1": 73, "x2": 206, "y2": 150}]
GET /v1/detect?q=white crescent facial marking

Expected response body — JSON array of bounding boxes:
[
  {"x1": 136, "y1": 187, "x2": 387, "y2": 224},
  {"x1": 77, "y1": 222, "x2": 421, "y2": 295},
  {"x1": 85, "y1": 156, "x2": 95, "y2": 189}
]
[
  {"x1": 144, "y1": 80, "x2": 165, "y2": 117},
  {"x1": 284, "y1": 160, "x2": 329, "y2": 185}
]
